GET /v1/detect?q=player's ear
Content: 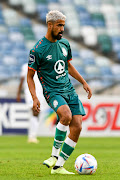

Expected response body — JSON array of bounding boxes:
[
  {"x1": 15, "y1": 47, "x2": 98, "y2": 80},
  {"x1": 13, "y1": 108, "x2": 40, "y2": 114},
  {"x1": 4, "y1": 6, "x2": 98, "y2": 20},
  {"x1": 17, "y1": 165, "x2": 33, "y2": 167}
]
[{"x1": 47, "y1": 21, "x2": 53, "y2": 30}]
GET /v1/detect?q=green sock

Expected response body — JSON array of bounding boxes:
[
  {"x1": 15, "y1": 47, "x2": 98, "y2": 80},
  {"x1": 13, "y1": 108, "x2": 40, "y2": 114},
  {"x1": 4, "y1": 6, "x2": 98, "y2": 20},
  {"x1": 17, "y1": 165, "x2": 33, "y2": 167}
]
[
  {"x1": 60, "y1": 142, "x2": 74, "y2": 160},
  {"x1": 53, "y1": 128, "x2": 67, "y2": 149}
]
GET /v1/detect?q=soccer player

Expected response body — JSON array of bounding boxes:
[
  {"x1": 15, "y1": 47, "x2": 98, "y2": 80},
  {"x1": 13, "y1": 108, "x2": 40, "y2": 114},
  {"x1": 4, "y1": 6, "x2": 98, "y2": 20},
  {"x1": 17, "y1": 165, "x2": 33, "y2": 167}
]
[
  {"x1": 27, "y1": 10, "x2": 92, "y2": 174},
  {"x1": 17, "y1": 63, "x2": 45, "y2": 143}
]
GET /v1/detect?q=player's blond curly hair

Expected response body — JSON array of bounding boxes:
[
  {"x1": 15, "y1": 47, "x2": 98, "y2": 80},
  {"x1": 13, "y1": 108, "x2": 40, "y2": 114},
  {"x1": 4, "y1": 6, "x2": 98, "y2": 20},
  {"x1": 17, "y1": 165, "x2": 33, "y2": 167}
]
[{"x1": 46, "y1": 10, "x2": 66, "y2": 23}]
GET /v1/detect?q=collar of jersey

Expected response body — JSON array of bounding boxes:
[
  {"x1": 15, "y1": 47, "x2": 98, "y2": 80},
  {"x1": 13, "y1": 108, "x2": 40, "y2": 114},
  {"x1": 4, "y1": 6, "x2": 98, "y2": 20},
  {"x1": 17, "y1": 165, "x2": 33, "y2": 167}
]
[{"x1": 44, "y1": 36, "x2": 59, "y2": 44}]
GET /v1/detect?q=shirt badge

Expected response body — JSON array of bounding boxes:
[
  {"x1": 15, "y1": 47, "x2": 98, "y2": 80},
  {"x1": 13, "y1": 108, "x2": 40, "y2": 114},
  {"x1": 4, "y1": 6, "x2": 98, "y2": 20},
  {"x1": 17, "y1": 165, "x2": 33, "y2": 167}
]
[{"x1": 62, "y1": 48, "x2": 67, "y2": 57}]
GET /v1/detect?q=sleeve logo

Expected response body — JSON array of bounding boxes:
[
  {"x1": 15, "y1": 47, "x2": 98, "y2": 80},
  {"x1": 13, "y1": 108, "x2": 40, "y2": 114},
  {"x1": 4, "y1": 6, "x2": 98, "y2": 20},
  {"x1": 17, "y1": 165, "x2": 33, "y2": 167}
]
[
  {"x1": 62, "y1": 47, "x2": 67, "y2": 57},
  {"x1": 28, "y1": 54, "x2": 35, "y2": 64},
  {"x1": 53, "y1": 100, "x2": 58, "y2": 108}
]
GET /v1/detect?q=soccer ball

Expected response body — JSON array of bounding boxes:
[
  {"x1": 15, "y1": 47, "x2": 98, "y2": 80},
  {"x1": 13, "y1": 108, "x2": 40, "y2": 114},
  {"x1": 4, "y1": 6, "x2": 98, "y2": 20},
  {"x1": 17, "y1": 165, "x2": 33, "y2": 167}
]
[{"x1": 75, "y1": 153, "x2": 97, "y2": 175}]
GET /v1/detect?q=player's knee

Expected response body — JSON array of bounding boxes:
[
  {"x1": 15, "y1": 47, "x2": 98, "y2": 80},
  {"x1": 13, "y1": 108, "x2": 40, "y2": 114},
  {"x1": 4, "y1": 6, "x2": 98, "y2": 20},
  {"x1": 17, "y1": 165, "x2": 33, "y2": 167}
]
[{"x1": 60, "y1": 112, "x2": 72, "y2": 125}]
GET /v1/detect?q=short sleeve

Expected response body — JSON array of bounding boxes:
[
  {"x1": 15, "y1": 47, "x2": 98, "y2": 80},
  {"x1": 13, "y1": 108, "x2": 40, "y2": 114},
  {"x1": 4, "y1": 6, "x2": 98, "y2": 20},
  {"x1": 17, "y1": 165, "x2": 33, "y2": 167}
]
[
  {"x1": 67, "y1": 43, "x2": 72, "y2": 62},
  {"x1": 28, "y1": 50, "x2": 38, "y2": 71}
]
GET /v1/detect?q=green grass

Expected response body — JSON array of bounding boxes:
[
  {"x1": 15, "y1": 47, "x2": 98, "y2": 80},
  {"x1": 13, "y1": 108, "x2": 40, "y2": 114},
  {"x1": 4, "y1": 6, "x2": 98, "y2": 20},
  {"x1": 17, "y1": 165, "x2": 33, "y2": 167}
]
[{"x1": 0, "y1": 136, "x2": 120, "y2": 180}]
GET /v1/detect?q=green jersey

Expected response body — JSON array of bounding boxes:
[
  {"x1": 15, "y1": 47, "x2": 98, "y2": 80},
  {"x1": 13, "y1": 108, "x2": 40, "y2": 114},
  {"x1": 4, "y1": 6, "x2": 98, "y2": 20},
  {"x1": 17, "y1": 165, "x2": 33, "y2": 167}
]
[{"x1": 28, "y1": 36, "x2": 75, "y2": 101}]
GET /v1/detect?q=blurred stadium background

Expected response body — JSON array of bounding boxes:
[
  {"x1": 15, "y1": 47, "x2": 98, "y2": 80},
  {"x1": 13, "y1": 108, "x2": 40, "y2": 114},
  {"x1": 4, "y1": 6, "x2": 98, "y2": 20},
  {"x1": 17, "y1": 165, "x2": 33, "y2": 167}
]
[{"x1": 0, "y1": 0, "x2": 120, "y2": 136}]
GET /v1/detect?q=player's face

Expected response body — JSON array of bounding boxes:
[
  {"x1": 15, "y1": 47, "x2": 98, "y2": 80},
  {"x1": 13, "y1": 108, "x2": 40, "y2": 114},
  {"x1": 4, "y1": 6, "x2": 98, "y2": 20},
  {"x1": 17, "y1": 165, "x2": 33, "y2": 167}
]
[{"x1": 51, "y1": 20, "x2": 65, "y2": 40}]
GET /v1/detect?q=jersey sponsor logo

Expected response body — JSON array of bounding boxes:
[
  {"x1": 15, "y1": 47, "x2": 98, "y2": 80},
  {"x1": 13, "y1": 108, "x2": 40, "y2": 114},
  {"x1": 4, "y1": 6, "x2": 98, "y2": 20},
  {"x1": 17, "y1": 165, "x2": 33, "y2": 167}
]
[
  {"x1": 29, "y1": 54, "x2": 35, "y2": 64},
  {"x1": 54, "y1": 60, "x2": 65, "y2": 74},
  {"x1": 53, "y1": 100, "x2": 58, "y2": 108},
  {"x1": 46, "y1": 55, "x2": 52, "y2": 60},
  {"x1": 56, "y1": 72, "x2": 66, "y2": 79},
  {"x1": 62, "y1": 47, "x2": 67, "y2": 57}
]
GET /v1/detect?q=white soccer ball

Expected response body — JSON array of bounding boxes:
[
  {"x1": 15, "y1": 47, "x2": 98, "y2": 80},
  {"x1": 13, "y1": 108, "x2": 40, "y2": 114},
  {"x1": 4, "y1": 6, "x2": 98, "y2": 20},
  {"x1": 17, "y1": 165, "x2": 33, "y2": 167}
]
[{"x1": 75, "y1": 153, "x2": 97, "y2": 175}]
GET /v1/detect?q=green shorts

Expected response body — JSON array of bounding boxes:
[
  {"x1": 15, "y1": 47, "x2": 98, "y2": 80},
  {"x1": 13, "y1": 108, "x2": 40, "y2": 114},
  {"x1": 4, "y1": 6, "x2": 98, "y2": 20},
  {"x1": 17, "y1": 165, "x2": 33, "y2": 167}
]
[{"x1": 48, "y1": 92, "x2": 86, "y2": 117}]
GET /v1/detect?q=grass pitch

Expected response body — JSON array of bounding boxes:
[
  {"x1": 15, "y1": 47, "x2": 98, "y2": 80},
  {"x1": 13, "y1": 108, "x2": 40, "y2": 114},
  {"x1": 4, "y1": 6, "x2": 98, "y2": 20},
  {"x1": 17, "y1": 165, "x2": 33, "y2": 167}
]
[{"x1": 0, "y1": 136, "x2": 120, "y2": 180}]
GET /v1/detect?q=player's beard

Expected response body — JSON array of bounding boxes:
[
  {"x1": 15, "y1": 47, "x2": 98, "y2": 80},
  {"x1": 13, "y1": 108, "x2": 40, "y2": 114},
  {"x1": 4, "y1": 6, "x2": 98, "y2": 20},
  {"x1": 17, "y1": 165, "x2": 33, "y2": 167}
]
[{"x1": 51, "y1": 30, "x2": 63, "y2": 40}]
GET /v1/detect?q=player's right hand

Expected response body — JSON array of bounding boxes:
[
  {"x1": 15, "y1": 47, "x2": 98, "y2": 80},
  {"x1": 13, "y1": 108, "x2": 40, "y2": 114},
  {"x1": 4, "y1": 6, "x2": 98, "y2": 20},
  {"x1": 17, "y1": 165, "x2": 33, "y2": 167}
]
[
  {"x1": 83, "y1": 82, "x2": 92, "y2": 99},
  {"x1": 33, "y1": 97, "x2": 40, "y2": 113},
  {"x1": 16, "y1": 94, "x2": 21, "y2": 102}
]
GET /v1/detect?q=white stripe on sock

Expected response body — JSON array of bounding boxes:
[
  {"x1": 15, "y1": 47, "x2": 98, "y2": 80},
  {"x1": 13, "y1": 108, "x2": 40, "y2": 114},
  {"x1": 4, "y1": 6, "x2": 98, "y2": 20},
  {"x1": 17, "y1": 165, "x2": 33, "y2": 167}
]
[
  {"x1": 54, "y1": 139, "x2": 64, "y2": 143},
  {"x1": 61, "y1": 151, "x2": 69, "y2": 158},
  {"x1": 65, "y1": 137, "x2": 76, "y2": 148},
  {"x1": 57, "y1": 122, "x2": 68, "y2": 132}
]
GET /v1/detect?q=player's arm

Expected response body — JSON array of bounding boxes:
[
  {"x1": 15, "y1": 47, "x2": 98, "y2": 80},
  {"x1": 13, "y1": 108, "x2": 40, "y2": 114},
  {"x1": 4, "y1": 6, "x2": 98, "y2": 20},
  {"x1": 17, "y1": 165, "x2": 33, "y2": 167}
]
[
  {"x1": 27, "y1": 68, "x2": 40, "y2": 112},
  {"x1": 68, "y1": 62, "x2": 92, "y2": 99},
  {"x1": 16, "y1": 77, "x2": 24, "y2": 102}
]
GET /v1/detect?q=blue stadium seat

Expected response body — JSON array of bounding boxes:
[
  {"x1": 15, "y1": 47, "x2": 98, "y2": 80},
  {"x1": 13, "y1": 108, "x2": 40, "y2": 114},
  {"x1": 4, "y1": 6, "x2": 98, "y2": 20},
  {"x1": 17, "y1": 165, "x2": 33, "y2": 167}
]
[
  {"x1": 3, "y1": 55, "x2": 17, "y2": 65},
  {"x1": 15, "y1": 44, "x2": 26, "y2": 51},
  {"x1": 101, "y1": 79, "x2": 114, "y2": 87},
  {"x1": 111, "y1": 36, "x2": 120, "y2": 53},
  {"x1": 76, "y1": 5, "x2": 93, "y2": 26},
  {"x1": 100, "y1": 66, "x2": 113, "y2": 78},
  {"x1": 0, "y1": 66, "x2": 11, "y2": 79},
  {"x1": 80, "y1": 19, "x2": 93, "y2": 26},
  {"x1": 80, "y1": 49, "x2": 95, "y2": 59},
  {"x1": 17, "y1": 56, "x2": 28, "y2": 65},
  {"x1": 47, "y1": 0, "x2": 59, "y2": 2},
  {"x1": 8, "y1": 26, "x2": 21, "y2": 32},
  {"x1": 72, "y1": 50, "x2": 80, "y2": 57},
  {"x1": 74, "y1": 66, "x2": 86, "y2": 78},
  {"x1": 0, "y1": 18, "x2": 5, "y2": 25},
  {"x1": 76, "y1": 6, "x2": 87, "y2": 13},
  {"x1": 9, "y1": 65, "x2": 21, "y2": 77},
  {"x1": 37, "y1": 4, "x2": 48, "y2": 21},
  {"x1": 1, "y1": 41, "x2": 13, "y2": 51},
  {"x1": 3, "y1": 50, "x2": 12, "y2": 56},
  {"x1": 85, "y1": 65, "x2": 101, "y2": 78},
  {"x1": 12, "y1": 50, "x2": 28, "y2": 61},
  {"x1": 0, "y1": 33, "x2": 8, "y2": 41},
  {"x1": 82, "y1": 58, "x2": 95, "y2": 65},
  {"x1": 20, "y1": 18, "x2": 32, "y2": 27}
]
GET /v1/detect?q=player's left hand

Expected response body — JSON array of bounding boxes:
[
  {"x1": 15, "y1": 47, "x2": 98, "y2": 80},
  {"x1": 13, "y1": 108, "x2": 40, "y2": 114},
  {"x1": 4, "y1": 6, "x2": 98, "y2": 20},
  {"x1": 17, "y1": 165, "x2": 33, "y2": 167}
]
[
  {"x1": 83, "y1": 82, "x2": 92, "y2": 99},
  {"x1": 33, "y1": 97, "x2": 40, "y2": 113}
]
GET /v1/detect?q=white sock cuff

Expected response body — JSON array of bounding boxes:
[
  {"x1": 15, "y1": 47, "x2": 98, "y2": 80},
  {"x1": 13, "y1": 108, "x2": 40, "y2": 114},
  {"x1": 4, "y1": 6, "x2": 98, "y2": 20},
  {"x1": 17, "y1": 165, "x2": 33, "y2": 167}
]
[
  {"x1": 57, "y1": 122, "x2": 68, "y2": 132},
  {"x1": 51, "y1": 146, "x2": 60, "y2": 157},
  {"x1": 55, "y1": 156, "x2": 65, "y2": 167},
  {"x1": 65, "y1": 137, "x2": 76, "y2": 148}
]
